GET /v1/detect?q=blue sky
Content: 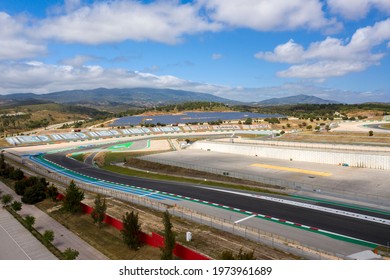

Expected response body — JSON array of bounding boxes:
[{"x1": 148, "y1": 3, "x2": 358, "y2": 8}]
[{"x1": 0, "y1": 0, "x2": 390, "y2": 103}]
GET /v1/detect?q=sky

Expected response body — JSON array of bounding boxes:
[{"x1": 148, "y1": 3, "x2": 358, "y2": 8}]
[{"x1": 0, "y1": 0, "x2": 390, "y2": 103}]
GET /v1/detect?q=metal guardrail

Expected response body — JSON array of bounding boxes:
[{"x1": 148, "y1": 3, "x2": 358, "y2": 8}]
[
  {"x1": 18, "y1": 155, "x2": 353, "y2": 260},
  {"x1": 139, "y1": 156, "x2": 390, "y2": 207}
]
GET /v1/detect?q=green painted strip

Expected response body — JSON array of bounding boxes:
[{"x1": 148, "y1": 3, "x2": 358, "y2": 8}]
[
  {"x1": 185, "y1": 195, "x2": 378, "y2": 249},
  {"x1": 290, "y1": 195, "x2": 390, "y2": 216},
  {"x1": 107, "y1": 141, "x2": 134, "y2": 151}
]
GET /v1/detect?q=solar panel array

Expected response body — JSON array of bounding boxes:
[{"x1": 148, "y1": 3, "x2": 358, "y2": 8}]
[{"x1": 111, "y1": 112, "x2": 285, "y2": 126}]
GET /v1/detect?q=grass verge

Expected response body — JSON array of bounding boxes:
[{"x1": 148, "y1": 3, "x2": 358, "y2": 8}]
[{"x1": 103, "y1": 164, "x2": 283, "y2": 196}]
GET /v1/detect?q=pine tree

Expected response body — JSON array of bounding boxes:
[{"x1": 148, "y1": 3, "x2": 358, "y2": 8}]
[
  {"x1": 62, "y1": 180, "x2": 84, "y2": 213},
  {"x1": 121, "y1": 211, "x2": 141, "y2": 250},
  {"x1": 91, "y1": 194, "x2": 106, "y2": 228},
  {"x1": 161, "y1": 211, "x2": 175, "y2": 260}
]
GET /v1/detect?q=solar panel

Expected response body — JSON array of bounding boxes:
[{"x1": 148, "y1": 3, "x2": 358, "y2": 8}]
[{"x1": 111, "y1": 112, "x2": 285, "y2": 126}]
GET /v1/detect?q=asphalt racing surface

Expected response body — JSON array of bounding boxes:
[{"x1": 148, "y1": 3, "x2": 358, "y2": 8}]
[{"x1": 45, "y1": 152, "x2": 390, "y2": 246}]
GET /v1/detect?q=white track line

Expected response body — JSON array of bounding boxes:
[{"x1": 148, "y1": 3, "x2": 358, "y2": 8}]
[
  {"x1": 197, "y1": 186, "x2": 390, "y2": 226},
  {"x1": 234, "y1": 214, "x2": 257, "y2": 224}
]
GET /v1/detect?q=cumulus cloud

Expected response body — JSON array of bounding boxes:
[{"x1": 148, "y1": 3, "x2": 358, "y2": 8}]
[
  {"x1": 255, "y1": 19, "x2": 390, "y2": 78},
  {"x1": 0, "y1": 12, "x2": 46, "y2": 60},
  {"x1": 0, "y1": 61, "x2": 388, "y2": 103},
  {"x1": 33, "y1": 0, "x2": 221, "y2": 44},
  {"x1": 201, "y1": 0, "x2": 340, "y2": 32},
  {"x1": 327, "y1": 0, "x2": 390, "y2": 20},
  {"x1": 0, "y1": 61, "x2": 219, "y2": 94}
]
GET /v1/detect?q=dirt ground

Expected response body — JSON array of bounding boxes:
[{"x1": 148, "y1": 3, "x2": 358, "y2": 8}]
[
  {"x1": 82, "y1": 194, "x2": 299, "y2": 260},
  {"x1": 279, "y1": 131, "x2": 390, "y2": 145}
]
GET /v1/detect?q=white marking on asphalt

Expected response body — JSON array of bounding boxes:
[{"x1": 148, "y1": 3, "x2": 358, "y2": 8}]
[
  {"x1": 197, "y1": 186, "x2": 390, "y2": 226},
  {"x1": 139, "y1": 192, "x2": 159, "y2": 197},
  {"x1": 0, "y1": 220, "x2": 31, "y2": 260},
  {"x1": 234, "y1": 214, "x2": 256, "y2": 224}
]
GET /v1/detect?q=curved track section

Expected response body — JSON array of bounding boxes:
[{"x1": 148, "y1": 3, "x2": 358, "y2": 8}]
[{"x1": 43, "y1": 150, "x2": 390, "y2": 246}]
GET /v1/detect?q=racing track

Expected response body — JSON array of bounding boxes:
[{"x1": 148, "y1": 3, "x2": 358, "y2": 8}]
[{"x1": 44, "y1": 150, "x2": 390, "y2": 246}]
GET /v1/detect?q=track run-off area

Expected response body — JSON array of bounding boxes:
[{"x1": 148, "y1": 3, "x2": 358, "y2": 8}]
[{"x1": 6, "y1": 135, "x2": 390, "y2": 257}]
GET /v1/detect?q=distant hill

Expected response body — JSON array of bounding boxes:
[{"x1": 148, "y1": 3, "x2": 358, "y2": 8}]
[
  {"x1": 0, "y1": 88, "x2": 236, "y2": 108},
  {"x1": 258, "y1": 94, "x2": 340, "y2": 105}
]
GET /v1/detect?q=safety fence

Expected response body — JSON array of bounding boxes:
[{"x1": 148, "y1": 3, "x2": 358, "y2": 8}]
[
  {"x1": 140, "y1": 156, "x2": 390, "y2": 207},
  {"x1": 6, "y1": 152, "x2": 370, "y2": 260},
  {"x1": 57, "y1": 193, "x2": 210, "y2": 260}
]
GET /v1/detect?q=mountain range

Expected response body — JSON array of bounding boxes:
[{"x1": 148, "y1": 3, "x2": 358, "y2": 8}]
[
  {"x1": 0, "y1": 88, "x2": 234, "y2": 108},
  {"x1": 257, "y1": 94, "x2": 340, "y2": 105},
  {"x1": 0, "y1": 88, "x2": 341, "y2": 109}
]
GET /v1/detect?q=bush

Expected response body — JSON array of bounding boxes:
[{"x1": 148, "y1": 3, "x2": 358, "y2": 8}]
[
  {"x1": 10, "y1": 168, "x2": 24, "y2": 180},
  {"x1": 24, "y1": 215, "x2": 35, "y2": 230},
  {"x1": 1, "y1": 194, "x2": 13, "y2": 206},
  {"x1": 220, "y1": 248, "x2": 255, "y2": 260},
  {"x1": 22, "y1": 183, "x2": 47, "y2": 204},
  {"x1": 43, "y1": 230, "x2": 54, "y2": 243},
  {"x1": 47, "y1": 184, "x2": 59, "y2": 201},
  {"x1": 11, "y1": 201, "x2": 22, "y2": 211},
  {"x1": 15, "y1": 180, "x2": 29, "y2": 196},
  {"x1": 63, "y1": 248, "x2": 79, "y2": 260}
]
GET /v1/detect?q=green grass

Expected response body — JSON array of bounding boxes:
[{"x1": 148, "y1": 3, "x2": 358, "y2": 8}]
[
  {"x1": 103, "y1": 164, "x2": 283, "y2": 195},
  {"x1": 70, "y1": 153, "x2": 85, "y2": 162}
]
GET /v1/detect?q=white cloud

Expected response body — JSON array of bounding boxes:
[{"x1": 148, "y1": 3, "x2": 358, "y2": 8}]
[
  {"x1": 201, "y1": 0, "x2": 340, "y2": 32},
  {"x1": 0, "y1": 61, "x2": 215, "y2": 94},
  {"x1": 0, "y1": 12, "x2": 45, "y2": 60},
  {"x1": 0, "y1": 61, "x2": 388, "y2": 103},
  {"x1": 34, "y1": 0, "x2": 221, "y2": 44},
  {"x1": 327, "y1": 0, "x2": 390, "y2": 20},
  {"x1": 60, "y1": 55, "x2": 99, "y2": 67},
  {"x1": 255, "y1": 19, "x2": 390, "y2": 78},
  {"x1": 211, "y1": 53, "x2": 222, "y2": 60}
]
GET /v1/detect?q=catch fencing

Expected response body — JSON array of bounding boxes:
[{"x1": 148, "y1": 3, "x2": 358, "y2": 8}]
[
  {"x1": 139, "y1": 156, "x2": 390, "y2": 207},
  {"x1": 20, "y1": 156, "x2": 351, "y2": 260}
]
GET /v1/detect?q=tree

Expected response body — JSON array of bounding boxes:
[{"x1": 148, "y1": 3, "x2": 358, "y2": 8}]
[
  {"x1": 24, "y1": 215, "x2": 35, "y2": 230},
  {"x1": 10, "y1": 168, "x2": 24, "y2": 180},
  {"x1": 43, "y1": 230, "x2": 54, "y2": 243},
  {"x1": 244, "y1": 118, "x2": 252, "y2": 125},
  {"x1": 91, "y1": 194, "x2": 107, "y2": 228},
  {"x1": 1, "y1": 194, "x2": 13, "y2": 206},
  {"x1": 47, "y1": 184, "x2": 59, "y2": 201},
  {"x1": 369, "y1": 130, "x2": 374, "y2": 136},
  {"x1": 11, "y1": 201, "x2": 22, "y2": 211},
  {"x1": 15, "y1": 179, "x2": 29, "y2": 196},
  {"x1": 161, "y1": 211, "x2": 175, "y2": 260},
  {"x1": 63, "y1": 248, "x2": 79, "y2": 260},
  {"x1": 22, "y1": 183, "x2": 47, "y2": 204},
  {"x1": 62, "y1": 180, "x2": 84, "y2": 213},
  {"x1": 121, "y1": 211, "x2": 141, "y2": 250}
]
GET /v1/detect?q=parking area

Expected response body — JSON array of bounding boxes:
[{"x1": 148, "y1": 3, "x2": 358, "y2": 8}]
[
  {"x1": 141, "y1": 149, "x2": 390, "y2": 209},
  {"x1": 0, "y1": 208, "x2": 56, "y2": 260}
]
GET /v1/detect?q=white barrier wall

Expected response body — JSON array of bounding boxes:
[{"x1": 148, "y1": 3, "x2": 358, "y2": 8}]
[{"x1": 190, "y1": 141, "x2": 390, "y2": 170}]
